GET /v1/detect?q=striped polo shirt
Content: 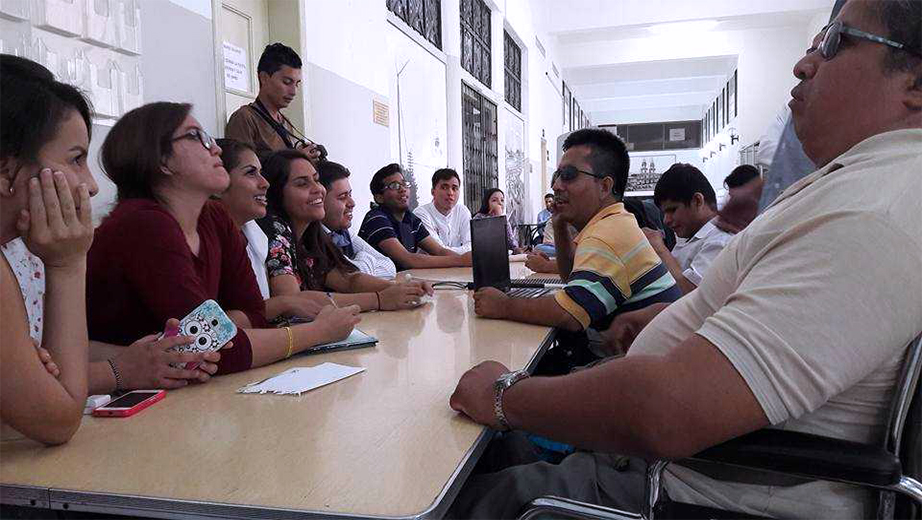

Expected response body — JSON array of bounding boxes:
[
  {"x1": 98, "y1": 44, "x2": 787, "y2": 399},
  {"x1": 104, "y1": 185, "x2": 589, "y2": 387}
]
[
  {"x1": 358, "y1": 206, "x2": 430, "y2": 256},
  {"x1": 555, "y1": 202, "x2": 681, "y2": 330}
]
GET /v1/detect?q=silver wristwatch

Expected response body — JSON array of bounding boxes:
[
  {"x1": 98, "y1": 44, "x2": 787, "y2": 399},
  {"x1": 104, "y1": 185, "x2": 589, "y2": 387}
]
[{"x1": 493, "y1": 369, "x2": 529, "y2": 431}]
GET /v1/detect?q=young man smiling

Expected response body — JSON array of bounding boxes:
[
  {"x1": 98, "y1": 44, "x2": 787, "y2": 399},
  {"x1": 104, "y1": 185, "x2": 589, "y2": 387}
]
[
  {"x1": 413, "y1": 168, "x2": 472, "y2": 253},
  {"x1": 472, "y1": 128, "x2": 680, "y2": 332},
  {"x1": 317, "y1": 160, "x2": 396, "y2": 279},
  {"x1": 358, "y1": 164, "x2": 471, "y2": 270}
]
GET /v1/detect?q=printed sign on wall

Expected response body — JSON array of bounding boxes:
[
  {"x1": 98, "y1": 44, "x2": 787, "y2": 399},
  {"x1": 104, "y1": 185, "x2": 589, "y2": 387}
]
[{"x1": 222, "y1": 41, "x2": 249, "y2": 92}]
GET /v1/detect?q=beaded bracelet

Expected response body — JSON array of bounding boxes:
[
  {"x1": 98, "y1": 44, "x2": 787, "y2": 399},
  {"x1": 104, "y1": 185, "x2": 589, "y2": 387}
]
[{"x1": 107, "y1": 358, "x2": 124, "y2": 392}]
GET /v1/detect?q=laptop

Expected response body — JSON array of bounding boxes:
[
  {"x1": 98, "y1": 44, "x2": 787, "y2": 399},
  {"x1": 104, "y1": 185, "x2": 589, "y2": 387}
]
[{"x1": 470, "y1": 216, "x2": 559, "y2": 299}]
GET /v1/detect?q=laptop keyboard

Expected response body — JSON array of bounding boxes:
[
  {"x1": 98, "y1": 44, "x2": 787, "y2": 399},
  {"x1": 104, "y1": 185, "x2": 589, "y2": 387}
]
[
  {"x1": 510, "y1": 277, "x2": 564, "y2": 287},
  {"x1": 508, "y1": 287, "x2": 551, "y2": 299}
]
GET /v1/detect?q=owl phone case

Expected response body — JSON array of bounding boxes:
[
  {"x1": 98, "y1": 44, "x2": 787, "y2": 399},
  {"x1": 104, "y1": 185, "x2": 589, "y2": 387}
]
[{"x1": 166, "y1": 300, "x2": 237, "y2": 367}]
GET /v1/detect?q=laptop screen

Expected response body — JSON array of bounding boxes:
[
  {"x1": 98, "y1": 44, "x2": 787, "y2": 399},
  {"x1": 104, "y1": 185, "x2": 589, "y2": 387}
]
[{"x1": 471, "y1": 216, "x2": 511, "y2": 291}]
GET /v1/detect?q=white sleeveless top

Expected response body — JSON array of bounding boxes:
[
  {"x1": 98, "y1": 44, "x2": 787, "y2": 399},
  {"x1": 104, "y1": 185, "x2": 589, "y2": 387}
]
[
  {"x1": 1, "y1": 238, "x2": 44, "y2": 442},
  {"x1": 1, "y1": 238, "x2": 44, "y2": 344}
]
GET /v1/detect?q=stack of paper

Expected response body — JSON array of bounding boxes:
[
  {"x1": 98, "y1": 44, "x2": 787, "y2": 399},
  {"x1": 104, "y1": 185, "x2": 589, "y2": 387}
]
[{"x1": 238, "y1": 363, "x2": 365, "y2": 395}]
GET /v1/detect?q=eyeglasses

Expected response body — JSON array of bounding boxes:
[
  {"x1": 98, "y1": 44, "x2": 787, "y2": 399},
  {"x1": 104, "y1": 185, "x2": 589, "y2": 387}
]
[
  {"x1": 812, "y1": 21, "x2": 922, "y2": 61},
  {"x1": 171, "y1": 128, "x2": 217, "y2": 151},
  {"x1": 551, "y1": 165, "x2": 607, "y2": 185},
  {"x1": 383, "y1": 181, "x2": 410, "y2": 191}
]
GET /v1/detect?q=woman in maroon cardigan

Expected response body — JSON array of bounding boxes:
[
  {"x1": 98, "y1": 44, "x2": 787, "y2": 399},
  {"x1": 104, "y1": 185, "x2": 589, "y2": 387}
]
[{"x1": 86, "y1": 102, "x2": 360, "y2": 375}]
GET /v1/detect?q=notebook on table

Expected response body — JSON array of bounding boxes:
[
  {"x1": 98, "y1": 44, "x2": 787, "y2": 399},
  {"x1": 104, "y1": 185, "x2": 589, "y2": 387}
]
[{"x1": 301, "y1": 328, "x2": 378, "y2": 355}]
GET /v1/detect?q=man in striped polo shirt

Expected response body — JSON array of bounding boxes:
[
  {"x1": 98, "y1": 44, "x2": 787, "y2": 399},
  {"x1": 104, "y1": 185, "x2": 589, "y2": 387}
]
[{"x1": 473, "y1": 128, "x2": 681, "y2": 332}]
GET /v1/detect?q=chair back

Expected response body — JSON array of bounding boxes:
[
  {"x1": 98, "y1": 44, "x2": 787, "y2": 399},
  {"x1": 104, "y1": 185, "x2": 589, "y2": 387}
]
[{"x1": 880, "y1": 334, "x2": 922, "y2": 519}]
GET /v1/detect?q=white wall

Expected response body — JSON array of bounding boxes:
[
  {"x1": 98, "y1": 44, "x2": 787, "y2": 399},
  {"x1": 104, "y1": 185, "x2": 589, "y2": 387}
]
[
  {"x1": 306, "y1": 63, "x2": 391, "y2": 228},
  {"x1": 384, "y1": 23, "x2": 448, "y2": 210},
  {"x1": 735, "y1": 24, "x2": 808, "y2": 146},
  {"x1": 288, "y1": 0, "x2": 571, "y2": 225},
  {"x1": 302, "y1": 0, "x2": 390, "y2": 98},
  {"x1": 595, "y1": 106, "x2": 705, "y2": 126}
]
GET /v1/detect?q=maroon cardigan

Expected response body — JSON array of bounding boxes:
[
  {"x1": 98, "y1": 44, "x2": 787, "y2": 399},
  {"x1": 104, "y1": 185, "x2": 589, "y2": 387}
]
[{"x1": 87, "y1": 199, "x2": 267, "y2": 374}]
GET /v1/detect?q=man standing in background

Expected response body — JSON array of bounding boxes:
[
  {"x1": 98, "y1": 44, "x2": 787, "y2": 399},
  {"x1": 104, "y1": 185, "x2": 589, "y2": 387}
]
[{"x1": 225, "y1": 43, "x2": 322, "y2": 163}]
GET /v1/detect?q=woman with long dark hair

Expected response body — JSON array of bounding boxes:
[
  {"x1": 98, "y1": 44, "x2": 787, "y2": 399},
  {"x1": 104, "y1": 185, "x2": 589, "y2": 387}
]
[
  {"x1": 258, "y1": 150, "x2": 432, "y2": 310},
  {"x1": 86, "y1": 102, "x2": 360, "y2": 375},
  {"x1": 215, "y1": 138, "x2": 329, "y2": 321},
  {"x1": 472, "y1": 188, "x2": 523, "y2": 254}
]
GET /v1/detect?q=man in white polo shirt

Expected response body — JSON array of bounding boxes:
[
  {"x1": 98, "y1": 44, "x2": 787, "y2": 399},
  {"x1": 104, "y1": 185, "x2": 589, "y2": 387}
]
[
  {"x1": 414, "y1": 168, "x2": 472, "y2": 254},
  {"x1": 447, "y1": 1, "x2": 922, "y2": 518},
  {"x1": 646, "y1": 163, "x2": 733, "y2": 295}
]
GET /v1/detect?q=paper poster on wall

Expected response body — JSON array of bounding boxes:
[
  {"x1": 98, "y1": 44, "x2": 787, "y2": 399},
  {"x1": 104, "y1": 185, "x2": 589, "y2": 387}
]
[
  {"x1": 373, "y1": 100, "x2": 389, "y2": 127},
  {"x1": 626, "y1": 153, "x2": 676, "y2": 195},
  {"x1": 503, "y1": 109, "x2": 527, "y2": 227},
  {"x1": 222, "y1": 41, "x2": 249, "y2": 93},
  {"x1": 669, "y1": 128, "x2": 685, "y2": 142}
]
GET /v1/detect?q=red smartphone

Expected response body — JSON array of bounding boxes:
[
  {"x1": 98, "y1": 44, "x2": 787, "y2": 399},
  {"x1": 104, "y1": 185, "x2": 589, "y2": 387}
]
[{"x1": 92, "y1": 390, "x2": 165, "y2": 418}]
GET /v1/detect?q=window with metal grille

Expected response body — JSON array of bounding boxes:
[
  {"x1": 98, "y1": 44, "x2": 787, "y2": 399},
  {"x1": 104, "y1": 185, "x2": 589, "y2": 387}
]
[
  {"x1": 460, "y1": 0, "x2": 491, "y2": 88},
  {"x1": 387, "y1": 0, "x2": 442, "y2": 49},
  {"x1": 504, "y1": 31, "x2": 521, "y2": 112},
  {"x1": 461, "y1": 82, "x2": 498, "y2": 214}
]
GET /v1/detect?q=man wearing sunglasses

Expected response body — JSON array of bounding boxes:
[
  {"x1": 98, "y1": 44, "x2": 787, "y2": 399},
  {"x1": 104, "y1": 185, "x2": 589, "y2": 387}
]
[
  {"x1": 448, "y1": 1, "x2": 922, "y2": 518},
  {"x1": 358, "y1": 163, "x2": 471, "y2": 270},
  {"x1": 472, "y1": 128, "x2": 681, "y2": 332}
]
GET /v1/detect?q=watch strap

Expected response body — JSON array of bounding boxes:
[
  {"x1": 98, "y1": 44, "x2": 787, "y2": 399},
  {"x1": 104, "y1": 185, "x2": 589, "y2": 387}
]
[{"x1": 493, "y1": 370, "x2": 529, "y2": 431}]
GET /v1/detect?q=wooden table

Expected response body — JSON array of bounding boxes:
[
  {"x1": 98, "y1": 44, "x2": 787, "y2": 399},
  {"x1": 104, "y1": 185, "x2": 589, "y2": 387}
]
[{"x1": 1, "y1": 265, "x2": 553, "y2": 519}]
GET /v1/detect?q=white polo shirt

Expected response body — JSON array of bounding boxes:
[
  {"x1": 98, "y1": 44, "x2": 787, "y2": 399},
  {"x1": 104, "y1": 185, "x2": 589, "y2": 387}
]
[
  {"x1": 670, "y1": 218, "x2": 734, "y2": 286},
  {"x1": 414, "y1": 202, "x2": 472, "y2": 254}
]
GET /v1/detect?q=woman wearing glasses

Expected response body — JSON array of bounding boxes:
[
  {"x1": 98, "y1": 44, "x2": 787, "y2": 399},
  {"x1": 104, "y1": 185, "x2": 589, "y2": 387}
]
[
  {"x1": 472, "y1": 188, "x2": 524, "y2": 254},
  {"x1": 86, "y1": 103, "x2": 361, "y2": 376},
  {"x1": 256, "y1": 149, "x2": 432, "y2": 311}
]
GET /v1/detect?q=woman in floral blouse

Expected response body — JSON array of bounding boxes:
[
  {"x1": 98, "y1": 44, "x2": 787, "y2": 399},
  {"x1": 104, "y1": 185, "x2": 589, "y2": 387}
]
[{"x1": 257, "y1": 150, "x2": 432, "y2": 311}]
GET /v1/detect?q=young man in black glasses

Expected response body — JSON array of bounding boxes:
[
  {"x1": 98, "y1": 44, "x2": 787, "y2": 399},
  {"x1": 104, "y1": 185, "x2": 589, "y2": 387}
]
[
  {"x1": 225, "y1": 43, "x2": 322, "y2": 162},
  {"x1": 358, "y1": 164, "x2": 471, "y2": 270},
  {"x1": 472, "y1": 128, "x2": 680, "y2": 332},
  {"x1": 448, "y1": 1, "x2": 922, "y2": 518}
]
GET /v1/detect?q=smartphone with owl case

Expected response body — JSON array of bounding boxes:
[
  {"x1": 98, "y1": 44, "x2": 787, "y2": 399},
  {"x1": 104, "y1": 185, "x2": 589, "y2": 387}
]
[{"x1": 164, "y1": 300, "x2": 237, "y2": 369}]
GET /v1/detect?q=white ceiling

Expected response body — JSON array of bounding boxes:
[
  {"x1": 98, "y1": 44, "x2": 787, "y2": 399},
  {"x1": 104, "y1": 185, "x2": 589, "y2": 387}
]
[{"x1": 536, "y1": 0, "x2": 832, "y2": 125}]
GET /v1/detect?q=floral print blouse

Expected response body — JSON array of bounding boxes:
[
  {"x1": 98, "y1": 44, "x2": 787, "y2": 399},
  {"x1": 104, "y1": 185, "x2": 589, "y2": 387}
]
[
  {"x1": 257, "y1": 214, "x2": 330, "y2": 291},
  {"x1": 1, "y1": 238, "x2": 44, "y2": 345}
]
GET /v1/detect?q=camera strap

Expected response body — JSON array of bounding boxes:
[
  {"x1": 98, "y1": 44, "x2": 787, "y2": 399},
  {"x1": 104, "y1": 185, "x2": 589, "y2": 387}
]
[{"x1": 251, "y1": 99, "x2": 299, "y2": 149}]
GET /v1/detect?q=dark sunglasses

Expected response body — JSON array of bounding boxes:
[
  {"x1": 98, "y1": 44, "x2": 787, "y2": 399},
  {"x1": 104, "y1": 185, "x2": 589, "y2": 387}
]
[
  {"x1": 813, "y1": 21, "x2": 922, "y2": 61},
  {"x1": 552, "y1": 165, "x2": 607, "y2": 185},
  {"x1": 171, "y1": 128, "x2": 217, "y2": 151},
  {"x1": 383, "y1": 180, "x2": 411, "y2": 191}
]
